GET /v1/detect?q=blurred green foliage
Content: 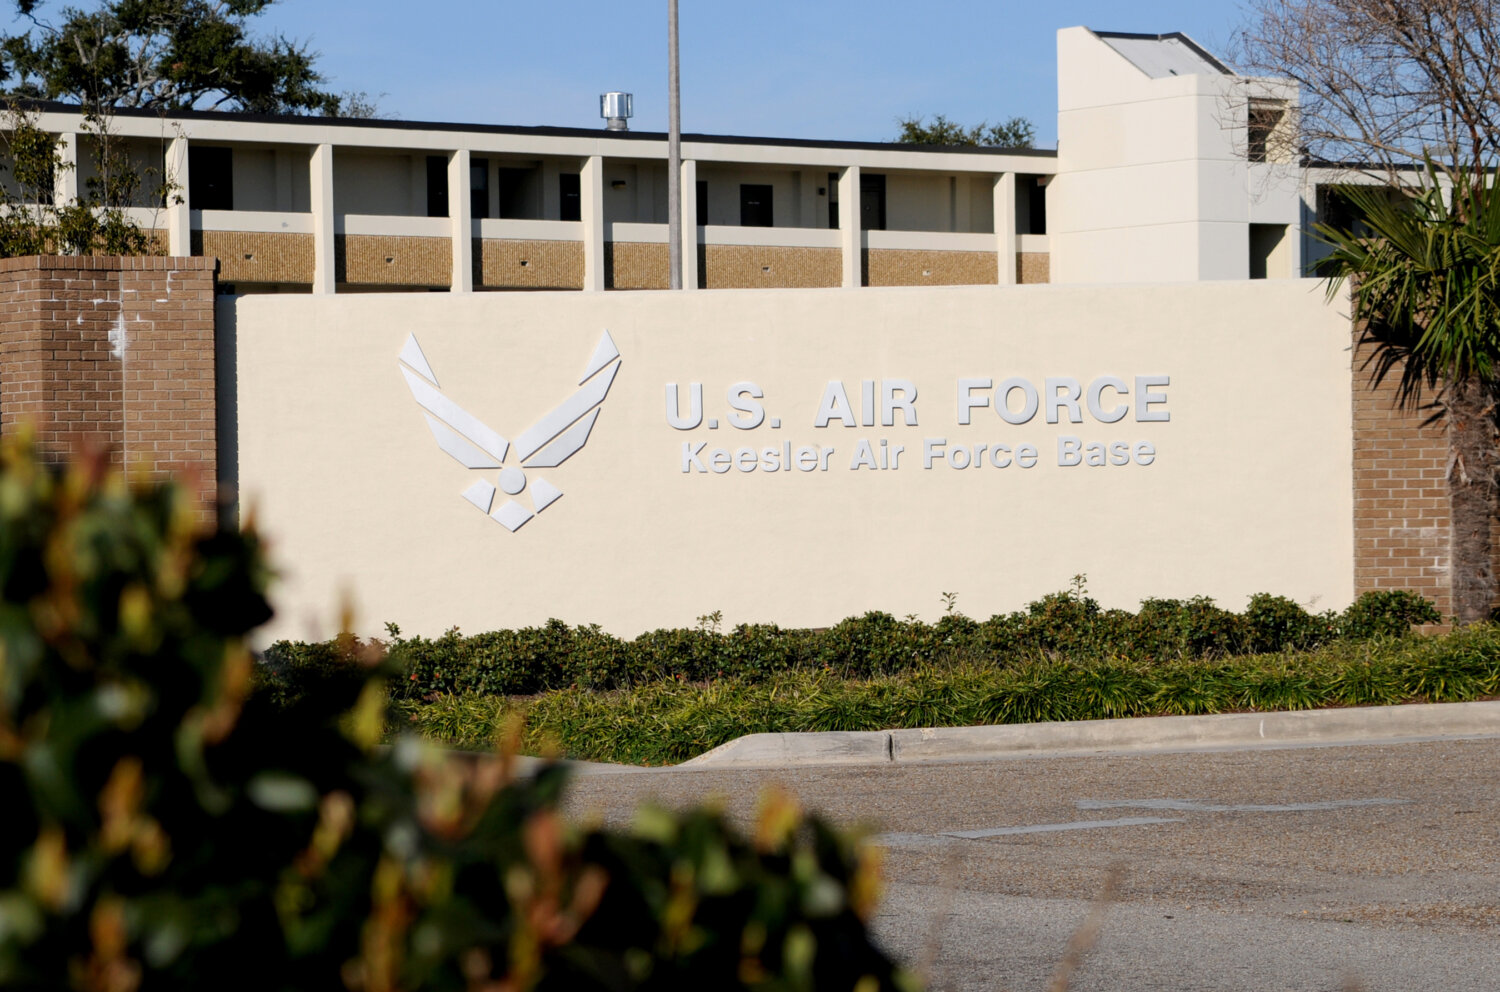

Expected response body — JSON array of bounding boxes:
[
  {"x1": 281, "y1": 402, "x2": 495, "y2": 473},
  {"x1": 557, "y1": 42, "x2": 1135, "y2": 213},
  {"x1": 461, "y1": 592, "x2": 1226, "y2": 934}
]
[{"x1": 0, "y1": 437, "x2": 912, "y2": 991}]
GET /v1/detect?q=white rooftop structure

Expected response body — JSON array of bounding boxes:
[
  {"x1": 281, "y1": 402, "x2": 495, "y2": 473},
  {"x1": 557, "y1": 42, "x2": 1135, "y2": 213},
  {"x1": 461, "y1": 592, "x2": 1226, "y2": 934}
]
[{"x1": 1096, "y1": 31, "x2": 1233, "y2": 79}]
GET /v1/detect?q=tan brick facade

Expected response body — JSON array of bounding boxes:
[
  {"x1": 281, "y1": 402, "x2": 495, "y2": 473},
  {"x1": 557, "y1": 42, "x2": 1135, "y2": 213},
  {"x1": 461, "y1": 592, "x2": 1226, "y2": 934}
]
[
  {"x1": 478, "y1": 239, "x2": 585, "y2": 291},
  {"x1": 702, "y1": 245, "x2": 841, "y2": 288},
  {"x1": 866, "y1": 249, "x2": 1000, "y2": 287},
  {"x1": 1349, "y1": 336, "x2": 1454, "y2": 618},
  {"x1": 1018, "y1": 251, "x2": 1050, "y2": 284},
  {"x1": 0, "y1": 256, "x2": 219, "y2": 524},
  {"x1": 337, "y1": 235, "x2": 452, "y2": 287},
  {"x1": 606, "y1": 242, "x2": 670, "y2": 290},
  {"x1": 197, "y1": 231, "x2": 315, "y2": 285}
]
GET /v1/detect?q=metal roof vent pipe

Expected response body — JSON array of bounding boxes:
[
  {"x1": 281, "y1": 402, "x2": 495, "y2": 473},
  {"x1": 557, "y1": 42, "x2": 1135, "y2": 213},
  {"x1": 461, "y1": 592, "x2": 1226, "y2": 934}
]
[{"x1": 601, "y1": 92, "x2": 633, "y2": 131}]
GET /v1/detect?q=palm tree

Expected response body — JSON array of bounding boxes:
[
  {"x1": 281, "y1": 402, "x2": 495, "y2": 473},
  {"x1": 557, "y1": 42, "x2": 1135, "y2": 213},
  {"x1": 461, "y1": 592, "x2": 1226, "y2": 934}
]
[{"x1": 1315, "y1": 165, "x2": 1500, "y2": 624}]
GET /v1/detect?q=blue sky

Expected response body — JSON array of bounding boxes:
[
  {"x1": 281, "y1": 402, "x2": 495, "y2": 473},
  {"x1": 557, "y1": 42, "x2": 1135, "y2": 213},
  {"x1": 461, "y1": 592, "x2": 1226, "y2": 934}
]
[{"x1": 21, "y1": 2, "x2": 1253, "y2": 145}]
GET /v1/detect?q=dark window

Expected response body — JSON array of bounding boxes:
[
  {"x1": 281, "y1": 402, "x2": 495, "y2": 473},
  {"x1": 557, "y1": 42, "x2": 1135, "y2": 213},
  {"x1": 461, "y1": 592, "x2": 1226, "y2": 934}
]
[
  {"x1": 1248, "y1": 100, "x2": 1286, "y2": 163},
  {"x1": 828, "y1": 171, "x2": 839, "y2": 229},
  {"x1": 498, "y1": 167, "x2": 537, "y2": 219},
  {"x1": 470, "y1": 158, "x2": 489, "y2": 219},
  {"x1": 860, "y1": 173, "x2": 886, "y2": 231},
  {"x1": 695, "y1": 179, "x2": 708, "y2": 224},
  {"x1": 426, "y1": 155, "x2": 448, "y2": 217},
  {"x1": 1317, "y1": 185, "x2": 1359, "y2": 234},
  {"x1": 559, "y1": 172, "x2": 581, "y2": 221},
  {"x1": 189, "y1": 146, "x2": 233, "y2": 211},
  {"x1": 740, "y1": 183, "x2": 773, "y2": 227},
  {"x1": 1028, "y1": 177, "x2": 1047, "y2": 235}
]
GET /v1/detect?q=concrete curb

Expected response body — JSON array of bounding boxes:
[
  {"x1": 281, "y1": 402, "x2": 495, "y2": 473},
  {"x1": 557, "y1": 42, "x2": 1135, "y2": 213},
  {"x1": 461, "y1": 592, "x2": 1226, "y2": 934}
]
[{"x1": 681, "y1": 699, "x2": 1500, "y2": 768}]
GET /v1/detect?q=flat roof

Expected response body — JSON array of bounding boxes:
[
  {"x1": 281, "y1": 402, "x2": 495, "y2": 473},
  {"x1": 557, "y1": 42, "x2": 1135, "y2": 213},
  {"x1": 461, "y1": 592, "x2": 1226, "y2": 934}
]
[{"x1": 14, "y1": 99, "x2": 1057, "y2": 157}]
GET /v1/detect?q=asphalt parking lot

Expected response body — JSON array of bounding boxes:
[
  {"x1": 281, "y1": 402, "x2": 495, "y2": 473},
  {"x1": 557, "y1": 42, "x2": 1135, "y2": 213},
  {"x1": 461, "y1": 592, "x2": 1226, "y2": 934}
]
[{"x1": 561, "y1": 737, "x2": 1500, "y2": 991}]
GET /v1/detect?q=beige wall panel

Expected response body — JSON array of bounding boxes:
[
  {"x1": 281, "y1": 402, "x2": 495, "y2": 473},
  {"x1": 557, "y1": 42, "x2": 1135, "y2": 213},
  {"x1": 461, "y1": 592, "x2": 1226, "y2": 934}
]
[
  {"x1": 885, "y1": 173, "x2": 955, "y2": 232},
  {"x1": 333, "y1": 151, "x2": 419, "y2": 215},
  {"x1": 703, "y1": 245, "x2": 840, "y2": 289},
  {"x1": 969, "y1": 176, "x2": 996, "y2": 233},
  {"x1": 232, "y1": 148, "x2": 278, "y2": 211},
  {"x1": 1018, "y1": 252, "x2": 1050, "y2": 284},
  {"x1": 866, "y1": 249, "x2": 999, "y2": 287},
  {"x1": 601, "y1": 161, "x2": 669, "y2": 225},
  {"x1": 608, "y1": 241, "x2": 669, "y2": 290},
  {"x1": 337, "y1": 234, "x2": 451, "y2": 286},
  {"x1": 199, "y1": 231, "x2": 314, "y2": 284},
  {"x1": 233, "y1": 281, "x2": 1354, "y2": 643},
  {"x1": 695, "y1": 166, "x2": 811, "y2": 227},
  {"x1": 478, "y1": 238, "x2": 584, "y2": 290}
]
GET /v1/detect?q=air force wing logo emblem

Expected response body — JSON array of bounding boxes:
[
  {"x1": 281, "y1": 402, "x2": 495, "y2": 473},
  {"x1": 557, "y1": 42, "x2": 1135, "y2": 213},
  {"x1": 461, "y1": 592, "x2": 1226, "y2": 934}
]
[{"x1": 397, "y1": 330, "x2": 621, "y2": 532}]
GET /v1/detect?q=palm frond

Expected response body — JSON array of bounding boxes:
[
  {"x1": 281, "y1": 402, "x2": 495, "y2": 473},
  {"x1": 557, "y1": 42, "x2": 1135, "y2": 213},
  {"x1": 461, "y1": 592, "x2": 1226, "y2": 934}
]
[{"x1": 1314, "y1": 159, "x2": 1500, "y2": 408}]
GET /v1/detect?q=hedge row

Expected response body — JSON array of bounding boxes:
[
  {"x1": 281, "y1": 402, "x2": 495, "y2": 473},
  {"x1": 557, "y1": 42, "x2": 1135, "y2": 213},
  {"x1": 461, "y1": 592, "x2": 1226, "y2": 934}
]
[
  {"x1": 261, "y1": 587, "x2": 1442, "y2": 703},
  {"x1": 397, "y1": 626, "x2": 1500, "y2": 765}
]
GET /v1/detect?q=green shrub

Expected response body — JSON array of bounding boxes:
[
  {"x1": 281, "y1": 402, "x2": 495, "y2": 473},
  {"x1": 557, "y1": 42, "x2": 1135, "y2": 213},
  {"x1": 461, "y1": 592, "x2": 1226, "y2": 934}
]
[
  {"x1": 1243, "y1": 594, "x2": 1334, "y2": 654},
  {"x1": 273, "y1": 580, "x2": 1445, "y2": 709},
  {"x1": 0, "y1": 439, "x2": 912, "y2": 991},
  {"x1": 1340, "y1": 590, "x2": 1443, "y2": 638},
  {"x1": 817, "y1": 611, "x2": 937, "y2": 677},
  {"x1": 1015, "y1": 587, "x2": 1104, "y2": 654}
]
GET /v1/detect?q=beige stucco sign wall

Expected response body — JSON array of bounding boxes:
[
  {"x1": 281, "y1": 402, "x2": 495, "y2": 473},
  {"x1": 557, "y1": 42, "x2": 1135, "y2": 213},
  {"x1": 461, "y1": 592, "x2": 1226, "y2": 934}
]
[{"x1": 230, "y1": 281, "x2": 1352, "y2": 641}]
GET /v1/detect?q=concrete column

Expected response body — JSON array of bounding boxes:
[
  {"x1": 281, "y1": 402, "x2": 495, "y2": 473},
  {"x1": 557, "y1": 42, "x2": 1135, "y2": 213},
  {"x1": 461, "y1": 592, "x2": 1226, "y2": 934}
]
[
  {"x1": 795, "y1": 169, "x2": 814, "y2": 227},
  {"x1": 581, "y1": 154, "x2": 605, "y2": 291},
  {"x1": 310, "y1": 144, "x2": 335, "y2": 294},
  {"x1": 448, "y1": 148, "x2": 473, "y2": 293},
  {"x1": 838, "y1": 165, "x2": 861, "y2": 288},
  {"x1": 680, "y1": 158, "x2": 698, "y2": 291},
  {"x1": 165, "y1": 135, "x2": 191, "y2": 256},
  {"x1": 994, "y1": 172, "x2": 1017, "y2": 286},
  {"x1": 952, "y1": 175, "x2": 971, "y2": 233},
  {"x1": 54, "y1": 132, "x2": 79, "y2": 207}
]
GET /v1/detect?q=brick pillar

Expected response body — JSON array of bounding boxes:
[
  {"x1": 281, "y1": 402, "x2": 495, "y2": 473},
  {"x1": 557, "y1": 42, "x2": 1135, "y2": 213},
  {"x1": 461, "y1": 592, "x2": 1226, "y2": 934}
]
[
  {"x1": 1350, "y1": 335, "x2": 1453, "y2": 618},
  {"x1": 119, "y1": 257, "x2": 220, "y2": 520},
  {"x1": 0, "y1": 255, "x2": 219, "y2": 524},
  {"x1": 0, "y1": 256, "x2": 126, "y2": 463}
]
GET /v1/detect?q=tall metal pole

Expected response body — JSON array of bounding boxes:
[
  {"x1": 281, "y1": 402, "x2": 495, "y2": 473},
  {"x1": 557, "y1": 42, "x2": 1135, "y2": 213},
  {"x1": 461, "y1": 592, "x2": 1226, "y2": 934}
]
[{"x1": 667, "y1": 0, "x2": 683, "y2": 289}]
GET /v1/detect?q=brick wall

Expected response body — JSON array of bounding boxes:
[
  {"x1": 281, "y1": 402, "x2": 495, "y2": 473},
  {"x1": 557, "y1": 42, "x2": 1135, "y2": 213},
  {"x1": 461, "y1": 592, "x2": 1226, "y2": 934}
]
[
  {"x1": 0, "y1": 256, "x2": 219, "y2": 523},
  {"x1": 0, "y1": 257, "x2": 126, "y2": 462},
  {"x1": 1349, "y1": 335, "x2": 1454, "y2": 618}
]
